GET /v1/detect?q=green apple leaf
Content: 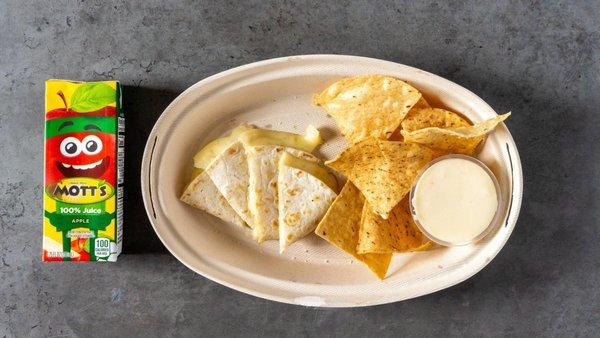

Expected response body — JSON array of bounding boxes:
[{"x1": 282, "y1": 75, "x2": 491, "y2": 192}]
[{"x1": 70, "y1": 83, "x2": 116, "y2": 112}]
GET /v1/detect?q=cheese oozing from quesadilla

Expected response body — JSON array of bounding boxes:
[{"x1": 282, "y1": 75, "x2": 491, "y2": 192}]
[
  {"x1": 193, "y1": 124, "x2": 255, "y2": 170},
  {"x1": 278, "y1": 152, "x2": 338, "y2": 252},
  {"x1": 240, "y1": 126, "x2": 323, "y2": 243}
]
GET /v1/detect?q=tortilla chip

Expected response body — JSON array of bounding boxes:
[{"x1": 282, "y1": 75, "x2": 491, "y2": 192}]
[
  {"x1": 401, "y1": 108, "x2": 471, "y2": 133},
  {"x1": 412, "y1": 96, "x2": 431, "y2": 109},
  {"x1": 315, "y1": 182, "x2": 391, "y2": 279},
  {"x1": 388, "y1": 99, "x2": 432, "y2": 141},
  {"x1": 357, "y1": 197, "x2": 428, "y2": 254},
  {"x1": 412, "y1": 241, "x2": 434, "y2": 251},
  {"x1": 326, "y1": 139, "x2": 439, "y2": 219},
  {"x1": 401, "y1": 113, "x2": 511, "y2": 155},
  {"x1": 313, "y1": 75, "x2": 422, "y2": 144}
]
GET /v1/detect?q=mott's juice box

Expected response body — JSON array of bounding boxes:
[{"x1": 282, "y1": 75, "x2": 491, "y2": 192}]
[{"x1": 43, "y1": 80, "x2": 124, "y2": 262}]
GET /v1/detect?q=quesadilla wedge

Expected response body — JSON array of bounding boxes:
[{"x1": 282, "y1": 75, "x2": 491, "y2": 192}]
[
  {"x1": 182, "y1": 126, "x2": 255, "y2": 228},
  {"x1": 278, "y1": 152, "x2": 338, "y2": 252},
  {"x1": 205, "y1": 141, "x2": 255, "y2": 228},
  {"x1": 239, "y1": 126, "x2": 323, "y2": 243},
  {"x1": 180, "y1": 170, "x2": 246, "y2": 228}
]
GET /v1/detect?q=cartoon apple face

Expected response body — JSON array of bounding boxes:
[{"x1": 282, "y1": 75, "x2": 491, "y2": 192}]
[
  {"x1": 45, "y1": 85, "x2": 119, "y2": 187},
  {"x1": 55, "y1": 132, "x2": 110, "y2": 177},
  {"x1": 45, "y1": 129, "x2": 116, "y2": 185}
]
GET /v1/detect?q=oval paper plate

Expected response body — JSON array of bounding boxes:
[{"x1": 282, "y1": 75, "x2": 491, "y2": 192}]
[{"x1": 141, "y1": 55, "x2": 523, "y2": 307}]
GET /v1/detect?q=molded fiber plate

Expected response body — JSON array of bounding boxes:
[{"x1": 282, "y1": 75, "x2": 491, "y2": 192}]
[{"x1": 141, "y1": 55, "x2": 523, "y2": 307}]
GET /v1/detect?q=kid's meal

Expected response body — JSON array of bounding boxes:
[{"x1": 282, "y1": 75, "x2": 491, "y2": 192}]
[{"x1": 181, "y1": 74, "x2": 510, "y2": 279}]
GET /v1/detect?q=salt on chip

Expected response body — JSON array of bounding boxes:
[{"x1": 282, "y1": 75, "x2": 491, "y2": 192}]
[
  {"x1": 326, "y1": 139, "x2": 439, "y2": 219},
  {"x1": 313, "y1": 75, "x2": 422, "y2": 144},
  {"x1": 357, "y1": 197, "x2": 429, "y2": 254},
  {"x1": 315, "y1": 182, "x2": 391, "y2": 279},
  {"x1": 412, "y1": 96, "x2": 431, "y2": 110},
  {"x1": 401, "y1": 113, "x2": 511, "y2": 155},
  {"x1": 401, "y1": 108, "x2": 471, "y2": 133},
  {"x1": 388, "y1": 98, "x2": 432, "y2": 141}
]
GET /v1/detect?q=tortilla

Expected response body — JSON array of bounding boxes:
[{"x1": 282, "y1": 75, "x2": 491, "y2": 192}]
[
  {"x1": 412, "y1": 96, "x2": 431, "y2": 110},
  {"x1": 278, "y1": 152, "x2": 337, "y2": 252},
  {"x1": 193, "y1": 124, "x2": 255, "y2": 170},
  {"x1": 180, "y1": 170, "x2": 246, "y2": 228},
  {"x1": 326, "y1": 139, "x2": 439, "y2": 219},
  {"x1": 357, "y1": 197, "x2": 428, "y2": 254},
  {"x1": 278, "y1": 150, "x2": 338, "y2": 192},
  {"x1": 245, "y1": 145, "x2": 316, "y2": 242},
  {"x1": 390, "y1": 107, "x2": 467, "y2": 141},
  {"x1": 205, "y1": 142, "x2": 255, "y2": 228},
  {"x1": 401, "y1": 108, "x2": 471, "y2": 132},
  {"x1": 412, "y1": 241, "x2": 434, "y2": 251},
  {"x1": 313, "y1": 75, "x2": 422, "y2": 144},
  {"x1": 315, "y1": 182, "x2": 392, "y2": 279},
  {"x1": 242, "y1": 127, "x2": 323, "y2": 243},
  {"x1": 388, "y1": 98, "x2": 432, "y2": 141},
  {"x1": 401, "y1": 113, "x2": 511, "y2": 155}
]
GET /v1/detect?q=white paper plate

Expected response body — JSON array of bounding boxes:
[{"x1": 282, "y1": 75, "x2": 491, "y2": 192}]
[{"x1": 141, "y1": 55, "x2": 523, "y2": 307}]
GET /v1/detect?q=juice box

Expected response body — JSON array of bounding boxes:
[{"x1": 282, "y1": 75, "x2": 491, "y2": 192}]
[{"x1": 43, "y1": 80, "x2": 124, "y2": 261}]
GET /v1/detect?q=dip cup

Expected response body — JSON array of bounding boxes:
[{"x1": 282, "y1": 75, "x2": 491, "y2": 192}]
[{"x1": 409, "y1": 154, "x2": 502, "y2": 247}]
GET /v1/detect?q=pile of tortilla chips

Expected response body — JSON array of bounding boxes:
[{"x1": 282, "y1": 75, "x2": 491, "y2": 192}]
[{"x1": 313, "y1": 75, "x2": 510, "y2": 279}]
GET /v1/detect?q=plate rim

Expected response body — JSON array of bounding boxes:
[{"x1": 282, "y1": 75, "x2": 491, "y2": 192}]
[{"x1": 141, "y1": 54, "x2": 524, "y2": 307}]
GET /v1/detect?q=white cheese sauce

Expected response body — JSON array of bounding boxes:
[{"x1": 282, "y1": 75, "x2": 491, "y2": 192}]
[{"x1": 411, "y1": 157, "x2": 498, "y2": 245}]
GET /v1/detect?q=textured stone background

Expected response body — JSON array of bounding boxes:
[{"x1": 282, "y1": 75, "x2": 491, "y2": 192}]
[{"x1": 1, "y1": 0, "x2": 599, "y2": 337}]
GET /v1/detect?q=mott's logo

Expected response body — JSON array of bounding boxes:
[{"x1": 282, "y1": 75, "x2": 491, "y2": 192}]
[{"x1": 47, "y1": 178, "x2": 114, "y2": 204}]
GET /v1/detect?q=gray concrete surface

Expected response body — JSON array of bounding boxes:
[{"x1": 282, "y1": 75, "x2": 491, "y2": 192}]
[{"x1": 1, "y1": 0, "x2": 599, "y2": 337}]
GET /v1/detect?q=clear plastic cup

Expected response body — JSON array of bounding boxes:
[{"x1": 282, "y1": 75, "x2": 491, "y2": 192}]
[{"x1": 409, "y1": 154, "x2": 502, "y2": 246}]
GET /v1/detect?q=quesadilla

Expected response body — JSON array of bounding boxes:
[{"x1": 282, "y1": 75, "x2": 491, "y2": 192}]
[
  {"x1": 239, "y1": 126, "x2": 323, "y2": 243},
  {"x1": 180, "y1": 170, "x2": 246, "y2": 228},
  {"x1": 278, "y1": 152, "x2": 338, "y2": 252},
  {"x1": 182, "y1": 125, "x2": 254, "y2": 228},
  {"x1": 193, "y1": 124, "x2": 254, "y2": 170},
  {"x1": 204, "y1": 141, "x2": 255, "y2": 228}
]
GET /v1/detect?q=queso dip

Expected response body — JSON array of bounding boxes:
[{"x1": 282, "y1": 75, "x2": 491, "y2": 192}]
[{"x1": 411, "y1": 156, "x2": 499, "y2": 246}]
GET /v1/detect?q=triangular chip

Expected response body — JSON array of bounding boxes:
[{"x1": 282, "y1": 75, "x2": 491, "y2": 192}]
[
  {"x1": 313, "y1": 75, "x2": 422, "y2": 144},
  {"x1": 357, "y1": 197, "x2": 429, "y2": 254},
  {"x1": 180, "y1": 170, "x2": 246, "y2": 229},
  {"x1": 412, "y1": 96, "x2": 431, "y2": 110},
  {"x1": 278, "y1": 152, "x2": 337, "y2": 253},
  {"x1": 401, "y1": 113, "x2": 511, "y2": 155},
  {"x1": 315, "y1": 182, "x2": 391, "y2": 279},
  {"x1": 412, "y1": 241, "x2": 434, "y2": 251},
  {"x1": 388, "y1": 99, "x2": 432, "y2": 141},
  {"x1": 205, "y1": 142, "x2": 255, "y2": 228},
  {"x1": 326, "y1": 139, "x2": 439, "y2": 219},
  {"x1": 401, "y1": 108, "x2": 471, "y2": 133}
]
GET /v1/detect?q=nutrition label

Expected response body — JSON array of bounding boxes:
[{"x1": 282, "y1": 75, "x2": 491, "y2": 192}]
[
  {"x1": 94, "y1": 237, "x2": 111, "y2": 258},
  {"x1": 116, "y1": 114, "x2": 125, "y2": 249}
]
